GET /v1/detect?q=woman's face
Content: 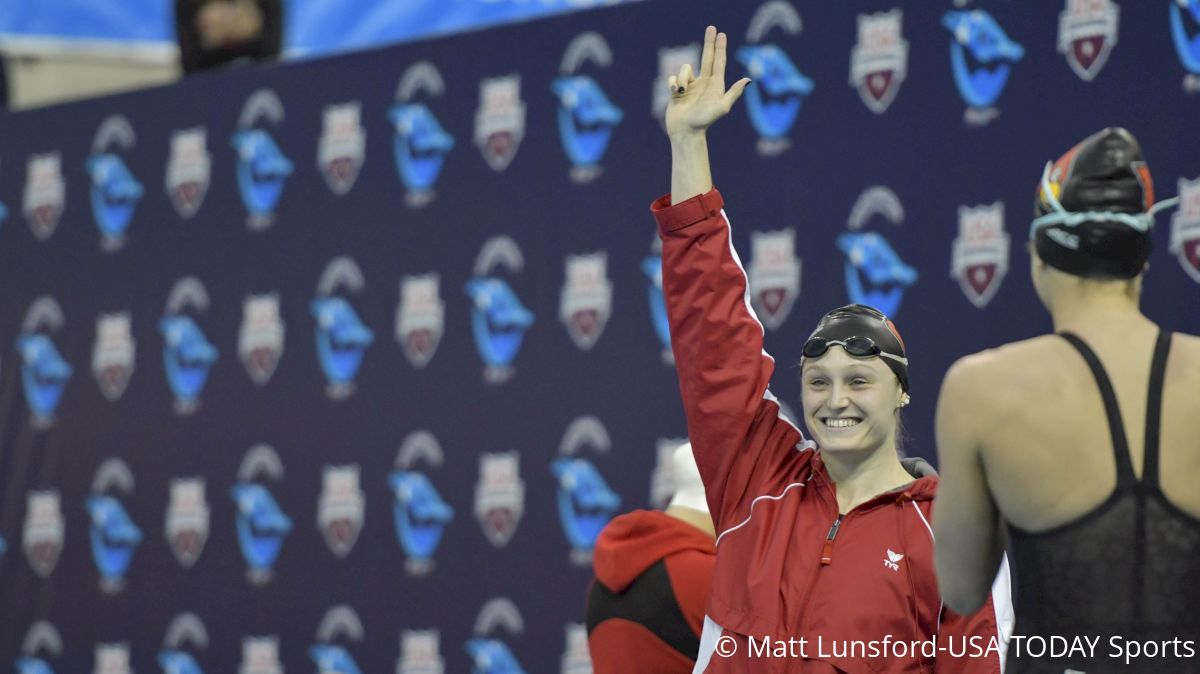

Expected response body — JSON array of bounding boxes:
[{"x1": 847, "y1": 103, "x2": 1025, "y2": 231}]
[{"x1": 801, "y1": 347, "x2": 903, "y2": 455}]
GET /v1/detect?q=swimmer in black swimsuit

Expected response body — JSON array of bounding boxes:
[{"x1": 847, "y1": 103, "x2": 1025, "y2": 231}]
[{"x1": 932, "y1": 128, "x2": 1199, "y2": 673}]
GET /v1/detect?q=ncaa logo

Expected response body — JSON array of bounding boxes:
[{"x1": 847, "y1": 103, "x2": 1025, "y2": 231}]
[
  {"x1": 165, "y1": 478, "x2": 210, "y2": 568},
  {"x1": 467, "y1": 236, "x2": 534, "y2": 384},
  {"x1": 740, "y1": 1, "x2": 813, "y2": 157},
  {"x1": 560, "y1": 252, "x2": 612, "y2": 351},
  {"x1": 17, "y1": 297, "x2": 73, "y2": 428},
  {"x1": 397, "y1": 630, "x2": 445, "y2": 674},
  {"x1": 390, "y1": 431, "x2": 455, "y2": 576},
  {"x1": 560, "y1": 624, "x2": 592, "y2": 674},
  {"x1": 951, "y1": 202, "x2": 1010, "y2": 309},
  {"x1": 16, "y1": 621, "x2": 64, "y2": 674},
  {"x1": 475, "y1": 451, "x2": 525, "y2": 548},
  {"x1": 651, "y1": 44, "x2": 701, "y2": 128},
  {"x1": 159, "y1": 613, "x2": 208, "y2": 674},
  {"x1": 87, "y1": 115, "x2": 144, "y2": 251},
  {"x1": 1170, "y1": 177, "x2": 1200, "y2": 284},
  {"x1": 239, "y1": 293, "x2": 285, "y2": 386},
  {"x1": 554, "y1": 32, "x2": 624, "y2": 183},
  {"x1": 23, "y1": 152, "x2": 65, "y2": 241},
  {"x1": 642, "y1": 238, "x2": 673, "y2": 365},
  {"x1": 390, "y1": 62, "x2": 455, "y2": 208},
  {"x1": 466, "y1": 599, "x2": 527, "y2": 674},
  {"x1": 239, "y1": 637, "x2": 282, "y2": 674},
  {"x1": 319, "y1": 102, "x2": 366, "y2": 196},
  {"x1": 396, "y1": 274, "x2": 445, "y2": 369},
  {"x1": 23, "y1": 490, "x2": 64, "y2": 578},
  {"x1": 551, "y1": 416, "x2": 621, "y2": 566},
  {"x1": 87, "y1": 458, "x2": 143, "y2": 594},
  {"x1": 649, "y1": 437, "x2": 689, "y2": 509},
  {"x1": 311, "y1": 606, "x2": 366, "y2": 674},
  {"x1": 1171, "y1": 0, "x2": 1200, "y2": 92},
  {"x1": 942, "y1": 10, "x2": 1024, "y2": 126},
  {"x1": 232, "y1": 444, "x2": 293, "y2": 585},
  {"x1": 850, "y1": 10, "x2": 908, "y2": 114},
  {"x1": 840, "y1": 187, "x2": 917, "y2": 317},
  {"x1": 317, "y1": 465, "x2": 365, "y2": 558},
  {"x1": 93, "y1": 643, "x2": 133, "y2": 674},
  {"x1": 233, "y1": 89, "x2": 293, "y2": 231},
  {"x1": 165, "y1": 127, "x2": 211, "y2": 219},
  {"x1": 748, "y1": 229, "x2": 801, "y2": 330},
  {"x1": 475, "y1": 75, "x2": 526, "y2": 172},
  {"x1": 92, "y1": 312, "x2": 135, "y2": 402},
  {"x1": 1058, "y1": 0, "x2": 1120, "y2": 82},
  {"x1": 161, "y1": 277, "x2": 219, "y2": 416},
  {"x1": 313, "y1": 257, "x2": 374, "y2": 399}
]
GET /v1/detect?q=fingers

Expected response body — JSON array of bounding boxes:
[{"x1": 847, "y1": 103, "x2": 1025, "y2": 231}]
[
  {"x1": 721, "y1": 77, "x2": 752, "y2": 111},
  {"x1": 672, "y1": 63, "x2": 694, "y2": 96},
  {"x1": 700, "y1": 25, "x2": 716, "y2": 77},
  {"x1": 713, "y1": 31, "x2": 728, "y2": 87}
]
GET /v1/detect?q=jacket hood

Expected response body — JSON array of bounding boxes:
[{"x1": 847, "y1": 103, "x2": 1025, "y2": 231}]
[
  {"x1": 811, "y1": 451, "x2": 940, "y2": 506},
  {"x1": 592, "y1": 509, "x2": 715, "y2": 592}
]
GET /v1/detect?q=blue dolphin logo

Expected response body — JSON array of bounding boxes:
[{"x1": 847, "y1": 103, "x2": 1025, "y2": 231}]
[
  {"x1": 0, "y1": 534, "x2": 6, "y2": 560},
  {"x1": 552, "y1": 76, "x2": 623, "y2": 171},
  {"x1": 465, "y1": 278, "x2": 534, "y2": 369},
  {"x1": 158, "y1": 650, "x2": 204, "y2": 674},
  {"x1": 641, "y1": 256, "x2": 671, "y2": 350},
  {"x1": 389, "y1": 103, "x2": 455, "y2": 194},
  {"x1": 232, "y1": 129, "x2": 293, "y2": 217},
  {"x1": 1171, "y1": 0, "x2": 1200, "y2": 74},
  {"x1": 465, "y1": 639, "x2": 526, "y2": 674},
  {"x1": 16, "y1": 334, "x2": 73, "y2": 420},
  {"x1": 86, "y1": 495, "x2": 143, "y2": 584},
  {"x1": 231, "y1": 483, "x2": 292, "y2": 575},
  {"x1": 0, "y1": 200, "x2": 9, "y2": 232},
  {"x1": 737, "y1": 45, "x2": 813, "y2": 142},
  {"x1": 311, "y1": 297, "x2": 374, "y2": 391},
  {"x1": 310, "y1": 645, "x2": 362, "y2": 674},
  {"x1": 159, "y1": 316, "x2": 218, "y2": 408},
  {"x1": 15, "y1": 658, "x2": 55, "y2": 674},
  {"x1": 837, "y1": 232, "x2": 917, "y2": 318},
  {"x1": 389, "y1": 471, "x2": 454, "y2": 565},
  {"x1": 551, "y1": 458, "x2": 620, "y2": 553},
  {"x1": 86, "y1": 153, "x2": 143, "y2": 243},
  {"x1": 942, "y1": 10, "x2": 1024, "y2": 109}
]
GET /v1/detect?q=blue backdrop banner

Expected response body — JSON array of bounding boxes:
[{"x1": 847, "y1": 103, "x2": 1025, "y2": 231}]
[{"x1": 0, "y1": 1, "x2": 1197, "y2": 673}]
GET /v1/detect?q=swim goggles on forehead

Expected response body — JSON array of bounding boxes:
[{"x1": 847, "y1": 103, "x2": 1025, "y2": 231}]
[
  {"x1": 801, "y1": 336, "x2": 908, "y2": 365},
  {"x1": 1029, "y1": 161, "x2": 1179, "y2": 239}
]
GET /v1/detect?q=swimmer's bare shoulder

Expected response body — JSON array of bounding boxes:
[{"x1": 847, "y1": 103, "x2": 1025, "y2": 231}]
[{"x1": 942, "y1": 335, "x2": 1069, "y2": 430}]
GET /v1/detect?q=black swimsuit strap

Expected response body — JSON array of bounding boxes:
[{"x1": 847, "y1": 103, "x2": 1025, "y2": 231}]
[
  {"x1": 1058, "y1": 332, "x2": 1137, "y2": 487},
  {"x1": 1142, "y1": 331, "x2": 1172, "y2": 489}
]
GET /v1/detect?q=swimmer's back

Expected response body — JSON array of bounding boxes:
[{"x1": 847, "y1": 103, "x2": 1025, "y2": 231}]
[{"x1": 963, "y1": 324, "x2": 1200, "y2": 529}]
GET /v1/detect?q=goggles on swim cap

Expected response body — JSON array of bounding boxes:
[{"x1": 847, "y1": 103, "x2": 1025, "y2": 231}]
[
  {"x1": 802, "y1": 336, "x2": 909, "y2": 366},
  {"x1": 1030, "y1": 127, "x2": 1179, "y2": 279},
  {"x1": 1031, "y1": 160, "x2": 1179, "y2": 239},
  {"x1": 802, "y1": 304, "x2": 909, "y2": 392}
]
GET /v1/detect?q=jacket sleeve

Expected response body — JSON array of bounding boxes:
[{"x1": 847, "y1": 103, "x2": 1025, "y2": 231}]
[
  {"x1": 650, "y1": 189, "x2": 813, "y2": 535},
  {"x1": 935, "y1": 555, "x2": 1014, "y2": 673}
]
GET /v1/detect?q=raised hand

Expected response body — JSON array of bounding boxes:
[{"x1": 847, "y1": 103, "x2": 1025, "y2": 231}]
[{"x1": 665, "y1": 26, "x2": 752, "y2": 141}]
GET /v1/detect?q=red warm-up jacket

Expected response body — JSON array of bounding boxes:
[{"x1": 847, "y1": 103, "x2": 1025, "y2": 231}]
[
  {"x1": 586, "y1": 510, "x2": 717, "y2": 673},
  {"x1": 650, "y1": 189, "x2": 1013, "y2": 674}
]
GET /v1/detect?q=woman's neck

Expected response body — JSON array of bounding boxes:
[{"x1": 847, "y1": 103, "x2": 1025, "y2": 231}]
[{"x1": 822, "y1": 445, "x2": 915, "y2": 513}]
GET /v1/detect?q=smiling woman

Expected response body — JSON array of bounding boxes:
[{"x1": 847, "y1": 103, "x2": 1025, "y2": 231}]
[{"x1": 649, "y1": 24, "x2": 1012, "y2": 674}]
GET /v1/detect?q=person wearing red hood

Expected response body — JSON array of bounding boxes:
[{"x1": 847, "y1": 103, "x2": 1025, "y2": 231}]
[
  {"x1": 587, "y1": 441, "x2": 717, "y2": 673},
  {"x1": 648, "y1": 27, "x2": 1013, "y2": 673}
]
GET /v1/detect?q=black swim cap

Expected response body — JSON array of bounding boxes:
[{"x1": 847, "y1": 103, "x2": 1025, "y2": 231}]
[
  {"x1": 803, "y1": 304, "x2": 909, "y2": 393},
  {"x1": 1032, "y1": 127, "x2": 1160, "y2": 279}
]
